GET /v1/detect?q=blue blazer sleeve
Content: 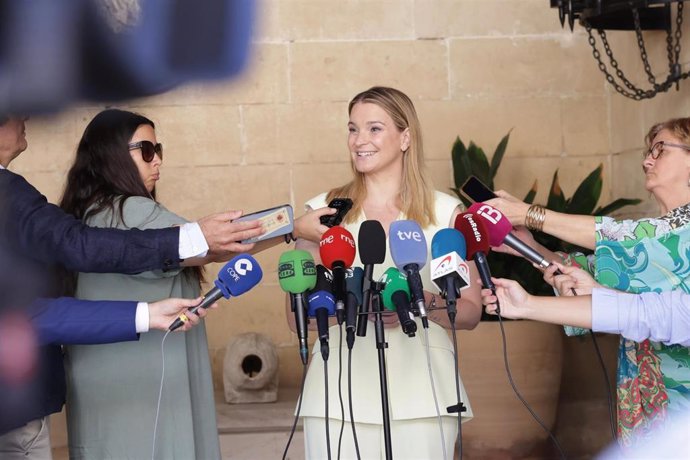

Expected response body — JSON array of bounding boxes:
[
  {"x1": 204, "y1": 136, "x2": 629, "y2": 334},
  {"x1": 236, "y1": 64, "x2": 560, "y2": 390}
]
[
  {"x1": 0, "y1": 170, "x2": 181, "y2": 273},
  {"x1": 27, "y1": 297, "x2": 139, "y2": 345}
]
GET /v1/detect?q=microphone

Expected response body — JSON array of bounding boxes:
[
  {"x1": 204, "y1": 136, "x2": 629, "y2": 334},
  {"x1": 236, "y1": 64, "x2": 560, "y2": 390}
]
[
  {"x1": 308, "y1": 265, "x2": 336, "y2": 361},
  {"x1": 430, "y1": 228, "x2": 471, "y2": 321},
  {"x1": 357, "y1": 220, "x2": 386, "y2": 337},
  {"x1": 169, "y1": 254, "x2": 262, "y2": 331},
  {"x1": 468, "y1": 202, "x2": 550, "y2": 269},
  {"x1": 389, "y1": 220, "x2": 430, "y2": 329},
  {"x1": 344, "y1": 266, "x2": 363, "y2": 349},
  {"x1": 380, "y1": 267, "x2": 417, "y2": 337},
  {"x1": 278, "y1": 249, "x2": 317, "y2": 365},
  {"x1": 319, "y1": 226, "x2": 356, "y2": 325},
  {"x1": 454, "y1": 212, "x2": 496, "y2": 297}
]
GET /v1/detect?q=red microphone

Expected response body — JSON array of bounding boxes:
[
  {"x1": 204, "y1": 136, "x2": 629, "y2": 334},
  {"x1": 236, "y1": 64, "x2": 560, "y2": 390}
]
[
  {"x1": 454, "y1": 212, "x2": 495, "y2": 293},
  {"x1": 319, "y1": 226, "x2": 356, "y2": 324},
  {"x1": 467, "y1": 202, "x2": 550, "y2": 269}
]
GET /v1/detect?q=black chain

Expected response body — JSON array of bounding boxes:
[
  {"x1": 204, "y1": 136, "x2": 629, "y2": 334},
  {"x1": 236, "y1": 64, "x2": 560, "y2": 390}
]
[{"x1": 585, "y1": 1, "x2": 689, "y2": 100}]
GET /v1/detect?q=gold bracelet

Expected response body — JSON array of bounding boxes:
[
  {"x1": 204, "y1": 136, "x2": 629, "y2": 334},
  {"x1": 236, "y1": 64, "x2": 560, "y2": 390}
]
[{"x1": 525, "y1": 204, "x2": 546, "y2": 232}]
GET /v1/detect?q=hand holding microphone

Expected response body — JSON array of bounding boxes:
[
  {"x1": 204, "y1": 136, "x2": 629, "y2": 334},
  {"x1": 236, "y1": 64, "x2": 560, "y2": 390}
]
[{"x1": 169, "y1": 254, "x2": 262, "y2": 331}]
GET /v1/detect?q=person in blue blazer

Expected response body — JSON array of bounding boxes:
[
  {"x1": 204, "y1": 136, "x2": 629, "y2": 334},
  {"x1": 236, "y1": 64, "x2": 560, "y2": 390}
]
[{"x1": 0, "y1": 114, "x2": 254, "y2": 458}]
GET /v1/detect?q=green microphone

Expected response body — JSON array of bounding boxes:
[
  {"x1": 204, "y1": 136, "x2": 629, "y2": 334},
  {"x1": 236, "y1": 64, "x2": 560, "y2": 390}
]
[
  {"x1": 278, "y1": 249, "x2": 317, "y2": 364},
  {"x1": 380, "y1": 267, "x2": 417, "y2": 337}
]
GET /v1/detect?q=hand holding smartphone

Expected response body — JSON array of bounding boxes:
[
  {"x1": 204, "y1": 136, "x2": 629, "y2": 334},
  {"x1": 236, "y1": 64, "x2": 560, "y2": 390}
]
[
  {"x1": 320, "y1": 198, "x2": 353, "y2": 227},
  {"x1": 233, "y1": 204, "x2": 294, "y2": 244},
  {"x1": 459, "y1": 176, "x2": 497, "y2": 204}
]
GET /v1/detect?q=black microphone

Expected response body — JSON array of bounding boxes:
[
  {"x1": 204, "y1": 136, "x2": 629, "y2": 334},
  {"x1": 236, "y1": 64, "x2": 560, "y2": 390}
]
[
  {"x1": 308, "y1": 265, "x2": 336, "y2": 361},
  {"x1": 357, "y1": 221, "x2": 386, "y2": 337},
  {"x1": 345, "y1": 267, "x2": 363, "y2": 350}
]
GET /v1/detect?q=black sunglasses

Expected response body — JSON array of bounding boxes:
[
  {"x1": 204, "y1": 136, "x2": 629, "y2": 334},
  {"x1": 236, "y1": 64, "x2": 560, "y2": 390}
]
[{"x1": 128, "y1": 140, "x2": 163, "y2": 163}]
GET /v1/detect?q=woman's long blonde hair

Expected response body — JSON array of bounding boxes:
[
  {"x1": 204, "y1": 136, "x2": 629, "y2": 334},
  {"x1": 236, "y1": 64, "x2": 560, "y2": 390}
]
[{"x1": 326, "y1": 86, "x2": 436, "y2": 226}]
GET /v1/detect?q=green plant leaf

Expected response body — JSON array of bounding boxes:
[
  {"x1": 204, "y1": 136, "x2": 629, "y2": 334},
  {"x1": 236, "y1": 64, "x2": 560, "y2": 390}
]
[
  {"x1": 523, "y1": 179, "x2": 538, "y2": 204},
  {"x1": 546, "y1": 170, "x2": 567, "y2": 212},
  {"x1": 489, "y1": 130, "x2": 511, "y2": 181},
  {"x1": 467, "y1": 141, "x2": 491, "y2": 186},
  {"x1": 595, "y1": 198, "x2": 643, "y2": 216},
  {"x1": 452, "y1": 137, "x2": 471, "y2": 189},
  {"x1": 567, "y1": 164, "x2": 603, "y2": 215}
]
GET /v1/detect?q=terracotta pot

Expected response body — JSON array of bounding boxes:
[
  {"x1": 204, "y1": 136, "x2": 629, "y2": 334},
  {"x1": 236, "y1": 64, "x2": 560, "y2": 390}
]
[{"x1": 456, "y1": 320, "x2": 564, "y2": 459}]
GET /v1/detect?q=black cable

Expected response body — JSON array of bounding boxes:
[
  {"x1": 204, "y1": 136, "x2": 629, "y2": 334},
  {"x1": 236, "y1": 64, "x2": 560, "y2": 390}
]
[
  {"x1": 449, "y1": 321, "x2": 463, "y2": 460},
  {"x1": 324, "y1": 359, "x2": 332, "y2": 460},
  {"x1": 589, "y1": 331, "x2": 617, "y2": 440},
  {"x1": 282, "y1": 363, "x2": 308, "y2": 460},
  {"x1": 568, "y1": 286, "x2": 616, "y2": 441},
  {"x1": 496, "y1": 298, "x2": 567, "y2": 460},
  {"x1": 347, "y1": 348, "x2": 362, "y2": 460},
  {"x1": 337, "y1": 324, "x2": 346, "y2": 460}
]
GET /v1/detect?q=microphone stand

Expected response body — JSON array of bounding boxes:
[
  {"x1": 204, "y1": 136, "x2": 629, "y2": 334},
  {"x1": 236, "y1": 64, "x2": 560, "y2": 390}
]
[{"x1": 369, "y1": 280, "x2": 393, "y2": 460}]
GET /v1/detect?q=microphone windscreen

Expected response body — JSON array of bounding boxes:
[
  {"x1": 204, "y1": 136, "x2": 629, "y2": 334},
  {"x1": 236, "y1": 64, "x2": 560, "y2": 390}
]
[
  {"x1": 345, "y1": 267, "x2": 364, "y2": 306},
  {"x1": 278, "y1": 249, "x2": 317, "y2": 294},
  {"x1": 467, "y1": 202, "x2": 512, "y2": 247},
  {"x1": 358, "y1": 220, "x2": 386, "y2": 265},
  {"x1": 389, "y1": 220, "x2": 428, "y2": 269},
  {"x1": 454, "y1": 212, "x2": 491, "y2": 260},
  {"x1": 216, "y1": 254, "x2": 263, "y2": 296},
  {"x1": 320, "y1": 226, "x2": 356, "y2": 269},
  {"x1": 307, "y1": 290, "x2": 336, "y2": 316},
  {"x1": 431, "y1": 228, "x2": 467, "y2": 259},
  {"x1": 380, "y1": 267, "x2": 410, "y2": 311},
  {"x1": 312, "y1": 265, "x2": 333, "y2": 294}
]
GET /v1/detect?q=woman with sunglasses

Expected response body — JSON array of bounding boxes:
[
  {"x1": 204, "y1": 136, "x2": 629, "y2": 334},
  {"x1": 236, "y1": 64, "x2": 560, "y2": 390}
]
[
  {"x1": 483, "y1": 117, "x2": 690, "y2": 448},
  {"x1": 58, "y1": 109, "x2": 220, "y2": 459}
]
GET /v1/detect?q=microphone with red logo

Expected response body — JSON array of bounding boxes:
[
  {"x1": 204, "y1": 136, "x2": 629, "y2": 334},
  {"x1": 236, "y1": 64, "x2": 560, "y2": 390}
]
[
  {"x1": 467, "y1": 202, "x2": 550, "y2": 269},
  {"x1": 319, "y1": 226, "x2": 356, "y2": 325},
  {"x1": 454, "y1": 213, "x2": 496, "y2": 301},
  {"x1": 430, "y1": 228, "x2": 471, "y2": 321},
  {"x1": 169, "y1": 254, "x2": 263, "y2": 331}
]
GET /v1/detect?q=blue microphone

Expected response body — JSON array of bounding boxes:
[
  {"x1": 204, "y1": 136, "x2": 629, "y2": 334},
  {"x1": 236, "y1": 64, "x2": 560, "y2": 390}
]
[
  {"x1": 389, "y1": 220, "x2": 429, "y2": 328},
  {"x1": 169, "y1": 254, "x2": 263, "y2": 331},
  {"x1": 308, "y1": 265, "x2": 336, "y2": 360},
  {"x1": 430, "y1": 229, "x2": 471, "y2": 321}
]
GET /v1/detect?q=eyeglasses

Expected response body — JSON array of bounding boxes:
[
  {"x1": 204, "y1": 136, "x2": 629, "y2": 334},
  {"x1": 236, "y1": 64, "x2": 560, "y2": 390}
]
[
  {"x1": 644, "y1": 141, "x2": 690, "y2": 160},
  {"x1": 128, "y1": 140, "x2": 163, "y2": 163}
]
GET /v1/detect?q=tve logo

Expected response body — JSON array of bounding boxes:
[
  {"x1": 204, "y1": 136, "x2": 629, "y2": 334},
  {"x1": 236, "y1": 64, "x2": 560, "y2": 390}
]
[{"x1": 395, "y1": 229, "x2": 423, "y2": 242}]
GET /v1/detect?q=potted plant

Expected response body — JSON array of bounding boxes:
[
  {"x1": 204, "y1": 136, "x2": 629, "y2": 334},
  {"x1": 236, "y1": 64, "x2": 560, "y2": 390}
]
[{"x1": 450, "y1": 132, "x2": 640, "y2": 458}]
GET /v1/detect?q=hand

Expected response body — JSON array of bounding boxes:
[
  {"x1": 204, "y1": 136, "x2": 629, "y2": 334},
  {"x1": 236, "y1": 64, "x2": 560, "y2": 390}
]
[
  {"x1": 293, "y1": 206, "x2": 337, "y2": 243},
  {"x1": 544, "y1": 262, "x2": 601, "y2": 296},
  {"x1": 480, "y1": 277, "x2": 531, "y2": 319},
  {"x1": 485, "y1": 190, "x2": 531, "y2": 227},
  {"x1": 148, "y1": 296, "x2": 217, "y2": 332},
  {"x1": 198, "y1": 210, "x2": 264, "y2": 261}
]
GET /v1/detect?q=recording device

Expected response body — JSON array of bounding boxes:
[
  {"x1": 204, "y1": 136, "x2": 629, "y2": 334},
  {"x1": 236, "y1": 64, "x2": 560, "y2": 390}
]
[
  {"x1": 357, "y1": 220, "x2": 387, "y2": 337},
  {"x1": 345, "y1": 267, "x2": 363, "y2": 349},
  {"x1": 380, "y1": 267, "x2": 417, "y2": 337},
  {"x1": 278, "y1": 249, "x2": 317, "y2": 364},
  {"x1": 233, "y1": 204, "x2": 294, "y2": 244},
  {"x1": 467, "y1": 202, "x2": 550, "y2": 269},
  {"x1": 454, "y1": 213, "x2": 496, "y2": 295},
  {"x1": 389, "y1": 220, "x2": 429, "y2": 329},
  {"x1": 320, "y1": 198, "x2": 353, "y2": 227},
  {"x1": 169, "y1": 254, "x2": 262, "y2": 331},
  {"x1": 319, "y1": 226, "x2": 356, "y2": 324},
  {"x1": 459, "y1": 176, "x2": 497, "y2": 204},
  {"x1": 307, "y1": 265, "x2": 335, "y2": 361},
  {"x1": 430, "y1": 229, "x2": 471, "y2": 320}
]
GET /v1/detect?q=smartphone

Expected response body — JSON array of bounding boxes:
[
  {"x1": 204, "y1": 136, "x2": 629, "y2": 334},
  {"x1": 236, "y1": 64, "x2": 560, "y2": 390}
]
[
  {"x1": 459, "y1": 176, "x2": 497, "y2": 204},
  {"x1": 233, "y1": 204, "x2": 294, "y2": 244},
  {"x1": 320, "y1": 198, "x2": 353, "y2": 227}
]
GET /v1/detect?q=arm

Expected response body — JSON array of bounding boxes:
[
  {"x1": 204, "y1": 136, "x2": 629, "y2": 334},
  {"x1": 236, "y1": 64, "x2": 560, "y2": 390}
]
[
  {"x1": 486, "y1": 190, "x2": 596, "y2": 250},
  {"x1": 26, "y1": 296, "x2": 208, "y2": 345}
]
